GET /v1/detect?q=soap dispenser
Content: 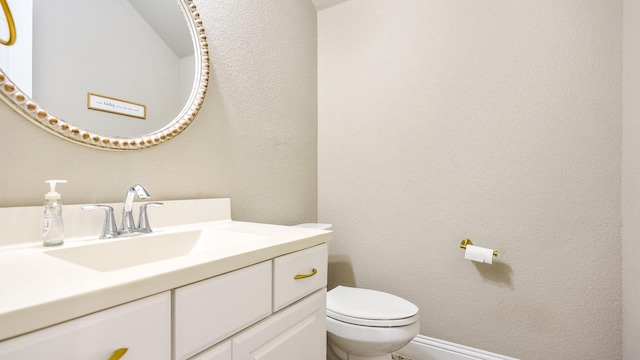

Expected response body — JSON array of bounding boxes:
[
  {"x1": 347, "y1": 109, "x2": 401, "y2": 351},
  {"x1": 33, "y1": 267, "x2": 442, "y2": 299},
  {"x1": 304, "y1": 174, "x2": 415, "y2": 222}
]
[{"x1": 42, "y1": 180, "x2": 67, "y2": 246}]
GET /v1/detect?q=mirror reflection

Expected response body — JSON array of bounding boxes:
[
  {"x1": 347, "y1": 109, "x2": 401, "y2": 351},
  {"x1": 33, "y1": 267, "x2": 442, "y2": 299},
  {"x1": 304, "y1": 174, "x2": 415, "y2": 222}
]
[{"x1": 0, "y1": 0, "x2": 208, "y2": 150}]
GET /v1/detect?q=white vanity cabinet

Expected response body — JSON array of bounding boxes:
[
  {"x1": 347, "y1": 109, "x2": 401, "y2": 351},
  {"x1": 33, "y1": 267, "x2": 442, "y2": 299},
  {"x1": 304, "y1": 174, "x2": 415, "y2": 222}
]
[
  {"x1": 0, "y1": 199, "x2": 332, "y2": 360},
  {"x1": 0, "y1": 292, "x2": 171, "y2": 360},
  {"x1": 0, "y1": 242, "x2": 328, "y2": 360}
]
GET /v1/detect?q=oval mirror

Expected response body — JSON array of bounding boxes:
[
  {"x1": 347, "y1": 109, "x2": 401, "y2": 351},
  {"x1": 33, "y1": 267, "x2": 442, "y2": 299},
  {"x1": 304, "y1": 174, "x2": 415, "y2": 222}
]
[{"x1": 0, "y1": 0, "x2": 209, "y2": 150}]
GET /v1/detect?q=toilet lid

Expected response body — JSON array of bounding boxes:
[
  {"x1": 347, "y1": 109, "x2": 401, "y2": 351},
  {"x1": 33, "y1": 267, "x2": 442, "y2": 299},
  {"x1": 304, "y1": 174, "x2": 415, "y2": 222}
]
[{"x1": 326, "y1": 286, "x2": 419, "y2": 327}]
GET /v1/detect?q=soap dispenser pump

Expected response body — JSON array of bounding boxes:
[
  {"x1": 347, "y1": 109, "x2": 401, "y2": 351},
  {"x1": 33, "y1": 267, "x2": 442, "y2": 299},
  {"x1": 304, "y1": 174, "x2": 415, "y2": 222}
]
[{"x1": 42, "y1": 180, "x2": 67, "y2": 246}]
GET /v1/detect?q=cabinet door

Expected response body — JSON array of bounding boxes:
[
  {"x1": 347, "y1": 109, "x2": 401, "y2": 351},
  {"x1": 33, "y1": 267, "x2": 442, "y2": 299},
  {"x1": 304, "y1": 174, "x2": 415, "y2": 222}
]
[
  {"x1": 233, "y1": 289, "x2": 326, "y2": 360},
  {"x1": 174, "y1": 261, "x2": 272, "y2": 360},
  {"x1": 0, "y1": 292, "x2": 171, "y2": 360}
]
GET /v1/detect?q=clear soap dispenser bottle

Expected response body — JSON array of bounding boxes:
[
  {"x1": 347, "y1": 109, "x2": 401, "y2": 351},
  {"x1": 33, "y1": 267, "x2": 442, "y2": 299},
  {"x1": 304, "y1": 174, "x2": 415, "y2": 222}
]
[{"x1": 42, "y1": 180, "x2": 67, "y2": 246}]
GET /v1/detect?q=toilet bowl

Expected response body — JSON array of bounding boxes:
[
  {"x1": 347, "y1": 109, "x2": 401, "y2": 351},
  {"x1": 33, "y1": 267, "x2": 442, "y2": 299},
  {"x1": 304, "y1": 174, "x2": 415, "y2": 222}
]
[
  {"x1": 290, "y1": 224, "x2": 419, "y2": 360},
  {"x1": 326, "y1": 286, "x2": 420, "y2": 360}
]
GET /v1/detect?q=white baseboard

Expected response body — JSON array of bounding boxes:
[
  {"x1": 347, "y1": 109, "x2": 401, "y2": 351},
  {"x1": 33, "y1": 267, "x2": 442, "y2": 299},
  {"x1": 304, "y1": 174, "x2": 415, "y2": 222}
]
[{"x1": 395, "y1": 335, "x2": 520, "y2": 360}]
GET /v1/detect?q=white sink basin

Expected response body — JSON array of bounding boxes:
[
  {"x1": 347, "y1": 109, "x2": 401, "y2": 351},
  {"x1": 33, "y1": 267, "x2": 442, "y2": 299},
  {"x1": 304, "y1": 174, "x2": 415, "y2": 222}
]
[{"x1": 44, "y1": 229, "x2": 265, "y2": 272}]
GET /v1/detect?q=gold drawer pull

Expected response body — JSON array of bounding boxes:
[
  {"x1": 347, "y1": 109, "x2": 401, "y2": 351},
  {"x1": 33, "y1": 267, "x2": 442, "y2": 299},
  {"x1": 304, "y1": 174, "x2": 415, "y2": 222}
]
[
  {"x1": 109, "y1": 348, "x2": 128, "y2": 360},
  {"x1": 294, "y1": 268, "x2": 317, "y2": 279}
]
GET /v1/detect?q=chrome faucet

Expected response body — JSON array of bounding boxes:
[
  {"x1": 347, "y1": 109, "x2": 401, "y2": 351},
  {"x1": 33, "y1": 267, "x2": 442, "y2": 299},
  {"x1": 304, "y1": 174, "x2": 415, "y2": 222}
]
[
  {"x1": 83, "y1": 184, "x2": 163, "y2": 239},
  {"x1": 119, "y1": 184, "x2": 151, "y2": 235}
]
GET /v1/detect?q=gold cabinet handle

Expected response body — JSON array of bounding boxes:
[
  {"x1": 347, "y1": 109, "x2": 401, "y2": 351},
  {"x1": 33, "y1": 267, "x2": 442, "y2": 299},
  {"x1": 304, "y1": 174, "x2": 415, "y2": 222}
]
[
  {"x1": 294, "y1": 268, "x2": 317, "y2": 279},
  {"x1": 109, "y1": 348, "x2": 128, "y2": 360}
]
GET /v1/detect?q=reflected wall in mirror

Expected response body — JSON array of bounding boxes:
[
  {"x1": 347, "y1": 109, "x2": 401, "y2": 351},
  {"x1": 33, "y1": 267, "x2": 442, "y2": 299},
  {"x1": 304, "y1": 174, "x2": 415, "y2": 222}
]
[{"x1": 0, "y1": 0, "x2": 209, "y2": 150}]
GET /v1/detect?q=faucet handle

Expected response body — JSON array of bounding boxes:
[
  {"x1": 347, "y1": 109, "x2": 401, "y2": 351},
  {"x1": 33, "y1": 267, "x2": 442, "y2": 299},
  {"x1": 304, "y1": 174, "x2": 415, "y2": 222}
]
[
  {"x1": 137, "y1": 202, "x2": 164, "y2": 233},
  {"x1": 81, "y1": 205, "x2": 118, "y2": 239}
]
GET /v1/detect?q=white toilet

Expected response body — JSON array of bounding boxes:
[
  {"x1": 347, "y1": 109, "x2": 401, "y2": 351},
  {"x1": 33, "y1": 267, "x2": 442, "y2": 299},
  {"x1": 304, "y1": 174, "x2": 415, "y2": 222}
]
[
  {"x1": 326, "y1": 286, "x2": 420, "y2": 360},
  {"x1": 292, "y1": 224, "x2": 419, "y2": 360}
]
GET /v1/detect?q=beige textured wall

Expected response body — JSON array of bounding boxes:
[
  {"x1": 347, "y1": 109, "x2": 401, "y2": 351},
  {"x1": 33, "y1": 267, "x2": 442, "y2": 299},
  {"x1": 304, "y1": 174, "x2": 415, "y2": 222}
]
[
  {"x1": 622, "y1": 0, "x2": 640, "y2": 358},
  {"x1": 318, "y1": 1, "x2": 622, "y2": 359},
  {"x1": 0, "y1": 0, "x2": 318, "y2": 226}
]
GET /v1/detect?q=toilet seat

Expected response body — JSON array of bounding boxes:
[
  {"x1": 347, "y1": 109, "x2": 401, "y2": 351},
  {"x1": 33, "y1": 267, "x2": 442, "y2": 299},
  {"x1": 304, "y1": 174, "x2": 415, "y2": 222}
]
[{"x1": 327, "y1": 286, "x2": 419, "y2": 327}]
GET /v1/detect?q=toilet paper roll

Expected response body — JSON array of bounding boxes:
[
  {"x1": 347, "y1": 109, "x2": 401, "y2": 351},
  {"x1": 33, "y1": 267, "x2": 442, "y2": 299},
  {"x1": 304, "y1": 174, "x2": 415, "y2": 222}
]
[{"x1": 464, "y1": 244, "x2": 494, "y2": 264}]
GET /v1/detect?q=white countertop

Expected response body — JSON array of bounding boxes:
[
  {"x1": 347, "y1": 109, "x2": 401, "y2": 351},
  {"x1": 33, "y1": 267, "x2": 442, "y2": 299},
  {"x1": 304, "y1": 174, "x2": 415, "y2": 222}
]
[{"x1": 0, "y1": 199, "x2": 331, "y2": 341}]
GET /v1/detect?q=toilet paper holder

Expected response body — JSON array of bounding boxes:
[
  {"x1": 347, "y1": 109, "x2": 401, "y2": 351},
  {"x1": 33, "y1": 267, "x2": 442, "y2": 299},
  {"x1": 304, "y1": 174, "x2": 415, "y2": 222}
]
[{"x1": 460, "y1": 238, "x2": 498, "y2": 257}]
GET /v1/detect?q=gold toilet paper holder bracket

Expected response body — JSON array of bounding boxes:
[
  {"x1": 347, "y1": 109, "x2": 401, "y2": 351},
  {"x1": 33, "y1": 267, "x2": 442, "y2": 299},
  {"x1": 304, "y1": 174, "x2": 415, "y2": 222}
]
[{"x1": 460, "y1": 238, "x2": 498, "y2": 257}]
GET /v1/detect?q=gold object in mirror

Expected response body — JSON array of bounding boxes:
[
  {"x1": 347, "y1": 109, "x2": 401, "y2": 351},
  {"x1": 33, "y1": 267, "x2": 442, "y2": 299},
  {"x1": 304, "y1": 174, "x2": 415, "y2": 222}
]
[{"x1": 0, "y1": 0, "x2": 15, "y2": 46}]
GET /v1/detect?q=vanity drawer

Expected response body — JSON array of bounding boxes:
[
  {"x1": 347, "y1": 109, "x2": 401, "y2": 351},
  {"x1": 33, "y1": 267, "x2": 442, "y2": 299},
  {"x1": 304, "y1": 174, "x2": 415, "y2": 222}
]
[
  {"x1": 173, "y1": 261, "x2": 272, "y2": 360},
  {"x1": 0, "y1": 292, "x2": 171, "y2": 360},
  {"x1": 273, "y1": 244, "x2": 328, "y2": 311}
]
